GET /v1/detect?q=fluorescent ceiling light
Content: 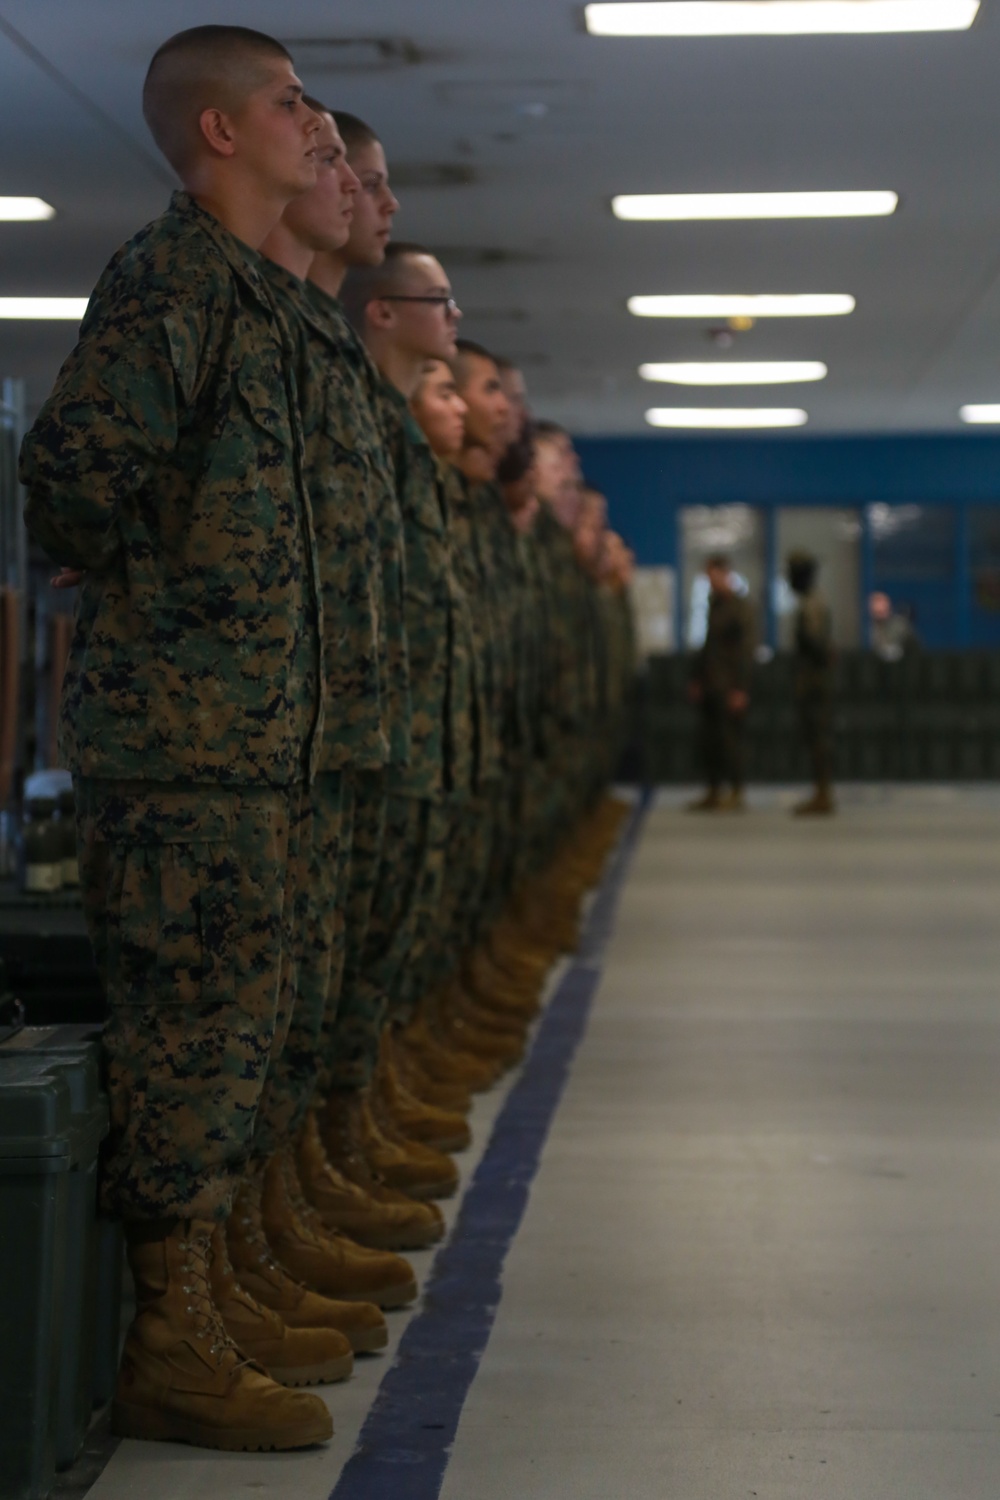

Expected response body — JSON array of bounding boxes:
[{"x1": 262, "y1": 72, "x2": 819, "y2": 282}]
[
  {"x1": 646, "y1": 407, "x2": 808, "y2": 428},
  {"x1": 960, "y1": 404, "x2": 1000, "y2": 423},
  {"x1": 0, "y1": 298, "x2": 87, "y2": 320},
  {"x1": 0, "y1": 197, "x2": 55, "y2": 222},
  {"x1": 629, "y1": 294, "x2": 855, "y2": 318},
  {"x1": 586, "y1": 0, "x2": 978, "y2": 34},
  {"x1": 613, "y1": 191, "x2": 898, "y2": 220},
  {"x1": 640, "y1": 360, "x2": 827, "y2": 384}
]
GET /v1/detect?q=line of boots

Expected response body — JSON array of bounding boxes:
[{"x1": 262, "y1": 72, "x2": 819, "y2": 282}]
[{"x1": 112, "y1": 793, "x2": 632, "y2": 1451}]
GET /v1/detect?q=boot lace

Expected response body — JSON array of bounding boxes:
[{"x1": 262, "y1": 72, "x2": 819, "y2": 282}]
[
  {"x1": 280, "y1": 1150, "x2": 345, "y2": 1250},
  {"x1": 235, "y1": 1182, "x2": 289, "y2": 1277},
  {"x1": 179, "y1": 1231, "x2": 237, "y2": 1363}
]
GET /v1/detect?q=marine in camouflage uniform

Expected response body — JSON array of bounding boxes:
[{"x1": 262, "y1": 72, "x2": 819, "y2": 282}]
[
  {"x1": 435, "y1": 472, "x2": 509, "y2": 969},
  {"x1": 689, "y1": 559, "x2": 756, "y2": 811},
  {"x1": 20, "y1": 191, "x2": 324, "y2": 1223},
  {"x1": 298, "y1": 280, "x2": 412, "y2": 1094},
  {"x1": 328, "y1": 380, "x2": 465, "y2": 1091},
  {"x1": 533, "y1": 498, "x2": 589, "y2": 853},
  {"x1": 254, "y1": 260, "x2": 392, "y2": 1150},
  {"x1": 788, "y1": 550, "x2": 836, "y2": 816}
]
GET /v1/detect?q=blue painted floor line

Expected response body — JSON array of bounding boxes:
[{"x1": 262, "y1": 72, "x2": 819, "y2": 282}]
[{"x1": 329, "y1": 792, "x2": 652, "y2": 1500}]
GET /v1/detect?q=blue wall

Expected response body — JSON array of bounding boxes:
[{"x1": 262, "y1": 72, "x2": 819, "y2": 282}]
[{"x1": 573, "y1": 433, "x2": 1000, "y2": 649}]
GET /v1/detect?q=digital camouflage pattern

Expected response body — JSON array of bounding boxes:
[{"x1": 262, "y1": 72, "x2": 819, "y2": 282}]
[
  {"x1": 20, "y1": 192, "x2": 323, "y2": 787},
  {"x1": 444, "y1": 466, "x2": 502, "y2": 788},
  {"x1": 75, "y1": 778, "x2": 302, "y2": 1222},
  {"x1": 265, "y1": 264, "x2": 389, "y2": 771},
  {"x1": 320, "y1": 384, "x2": 472, "y2": 1091},
  {"x1": 253, "y1": 771, "x2": 346, "y2": 1149},
  {"x1": 320, "y1": 769, "x2": 387, "y2": 1082},
  {"x1": 327, "y1": 794, "x2": 449, "y2": 1091},
  {"x1": 534, "y1": 503, "x2": 588, "y2": 741},
  {"x1": 441, "y1": 460, "x2": 478, "y2": 802},
  {"x1": 378, "y1": 379, "x2": 454, "y2": 799},
  {"x1": 306, "y1": 282, "x2": 412, "y2": 769}
]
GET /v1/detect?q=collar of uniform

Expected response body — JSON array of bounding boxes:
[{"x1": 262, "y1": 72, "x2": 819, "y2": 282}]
[
  {"x1": 304, "y1": 280, "x2": 381, "y2": 366},
  {"x1": 167, "y1": 191, "x2": 274, "y2": 307},
  {"x1": 260, "y1": 258, "x2": 340, "y2": 344},
  {"x1": 377, "y1": 372, "x2": 434, "y2": 454}
]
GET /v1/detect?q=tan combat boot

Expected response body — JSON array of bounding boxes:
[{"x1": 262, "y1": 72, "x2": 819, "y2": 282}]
[
  {"x1": 318, "y1": 1096, "x2": 450, "y2": 1224},
  {"x1": 375, "y1": 1033, "x2": 471, "y2": 1154},
  {"x1": 209, "y1": 1226, "x2": 353, "y2": 1383},
  {"x1": 450, "y1": 980, "x2": 534, "y2": 1037},
  {"x1": 350, "y1": 1089, "x2": 460, "y2": 1200},
  {"x1": 112, "y1": 1220, "x2": 333, "y2": 1451},
  {"x1": 436, "y1": 1003, "x2": 524, "y2": 1070},
  {"x1": 391, "y1": 1039, "x2": 473, "y2": 1115},
  {"x1": 717, "y1": 787, "x2": 747, "y2": 813},
  {"x1": 401, "y1": 1008, "x2": 500, "y2": 1092},
  {"x1": 228, "y1": 1178, "x2": 390, "y2": 1352},
  {"x1": 297, "y1": 1110, "x2": 443, "y2": 1251},
  {"x1": 260, "y1": 1149, "x2": 419, "y2": 1308},
  {"x1": 487, "y1": 930, "x2": 551, "y2": 985},
  {"x1": 464, "y1": 946, "x2": 539, "y2": 1009}
]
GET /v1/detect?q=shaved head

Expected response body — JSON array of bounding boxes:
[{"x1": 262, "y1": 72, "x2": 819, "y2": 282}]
[
  {"x1": 332, "y1": 111, "x2": 380, "y2": 153},
  {"x1": 143, "y1": 25, "x2": 292, "y2": 175},
  {"x1": 340, "y1": 240, "x2": 433, "y2": 326}
]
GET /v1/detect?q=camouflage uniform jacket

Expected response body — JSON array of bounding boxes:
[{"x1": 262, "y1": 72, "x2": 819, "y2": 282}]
[
  {"x1": 535, "y1": 503, "x2": 587, "y2": 735},
  {"x1": 378, "y1": 378, "x2": 454, "y2": 799},
  {"x1": 305, "y1": 282, "x2": 411, "y2": 768},
  {"x1": 476, "y1": 482, "x2": 523, "y2": 759},
  {"x1": 264, "y1": 263, "x2": 388, "y2": 772},
  {"x1": 20, "y1": 191, "x2": 323, "y2": 786},
  {"x1": 693, "y1": 592, "x2": 756, "y2": 696},
  {"x1": 794, "y1": 590, "x2": 834, "y2": 697},
  {"x1": 437, "y1": 460, "x2": 477, "y2": 799},
  {"x1": 513, "y1": 528, "x2": 548, "y2": 758},
  {"x1": 444, "y1": 466, "x2": 500, "y2": 787}
]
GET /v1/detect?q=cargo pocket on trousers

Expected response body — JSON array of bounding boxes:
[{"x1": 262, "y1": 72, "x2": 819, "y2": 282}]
[{"x1": 113, "y1": 839, "x2": 235, "y2": 1009}]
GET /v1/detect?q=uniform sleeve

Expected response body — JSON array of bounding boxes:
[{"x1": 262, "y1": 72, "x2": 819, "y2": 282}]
[{"x1": 20, "y1": 306, "x2": 195, "y2": 571}]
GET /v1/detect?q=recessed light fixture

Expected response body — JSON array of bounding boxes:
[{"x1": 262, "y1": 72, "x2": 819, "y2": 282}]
[
  {"x1": 646, "y1": 407, "x2": 808, "y2": 428},
  {"x1": 640, "y1": 361, "x2": 827, "y2": 385},
  {"x1": 0, "y1": 298, "x2": 88, "y2": 319},
  {"x1": 960, "y1": 405, "x2": 1000, "y2": 423},
  {"x1": 613, "y1": 191, "x2": 898, "y2": 220},
  {"x1": 629, "y1": 294, "x2": 855, "y2": 318},
  {"x1": 586, "y1": 0, "x2": 978, "y2": 34},
  {"x1": 0, "y1": 198, "x2": 56, "y2": 222}
]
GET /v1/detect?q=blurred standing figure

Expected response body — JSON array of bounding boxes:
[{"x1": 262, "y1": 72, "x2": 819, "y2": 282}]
[
  {"x1": 869, "y1": 591, "x2": 919, "y2": 662},
  {"x1": 688, "y1": 554, "x2": 756, "y2": 812},
  {"x1": 788, "y1": 551, "x2": 836, "y2": 818}
]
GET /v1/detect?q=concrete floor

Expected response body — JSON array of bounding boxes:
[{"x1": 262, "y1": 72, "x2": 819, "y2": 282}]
[{"x1": 82, "y1": 787, "x2": 1000, "y2": 1498}]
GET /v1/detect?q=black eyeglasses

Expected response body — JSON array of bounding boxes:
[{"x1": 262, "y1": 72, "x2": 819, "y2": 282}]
[{"x1": 380, "y1": 295, "x2": 460, "y2": 315}]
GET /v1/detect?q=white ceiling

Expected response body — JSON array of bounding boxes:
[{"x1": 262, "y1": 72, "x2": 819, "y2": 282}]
[{"x1": 1, "y1": 0, "x2": 1000, "y2": 434}]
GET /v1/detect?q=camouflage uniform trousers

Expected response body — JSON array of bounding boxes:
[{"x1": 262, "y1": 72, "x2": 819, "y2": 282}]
[
  {"x1": 75, "y1": 777, "x2": 304, "y2": 1224},
  {"x1": 325, "y1": 793, "x2": 448, "y2": 1092},
  {"x1": 444, "y1": 785, "x2": 504, "y2": 957},
  {"x1": 253, "y1": 771, "x2": 346, "y2": 1154},
  {"x1": 521, "y1": 752, "x2": 557, "y2": 882},
  {"x1": 797, "y1": 687, "x2": 834, "y2": 785},
  {"x1": 405, "y1": 792, "x2": 471, "y2": 1001},
  {"x1": 500, "y1": 751, "x2": 537, "y2": 899},
  {"x1": 701, "y1": 693, "x2": 747, "y2": 791},
  {"x1": 319, "y1": 769, "x2": 387, "y2": 1087}
]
